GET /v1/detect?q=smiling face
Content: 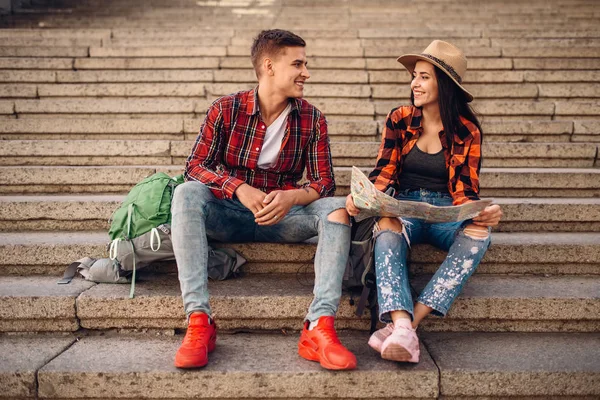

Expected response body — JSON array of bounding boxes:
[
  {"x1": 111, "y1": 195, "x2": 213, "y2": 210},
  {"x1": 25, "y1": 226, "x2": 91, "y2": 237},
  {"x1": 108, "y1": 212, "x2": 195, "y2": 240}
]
[
  {"x1": 411, "y1": 60, "x2": 439, "y2": 108},
  {"x1": 265, "y1": 46, "x2": 310, "y2": 99}
]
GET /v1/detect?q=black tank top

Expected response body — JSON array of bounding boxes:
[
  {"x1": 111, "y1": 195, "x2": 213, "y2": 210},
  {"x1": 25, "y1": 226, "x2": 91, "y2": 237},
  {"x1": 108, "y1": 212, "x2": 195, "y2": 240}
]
[{"x1": 398, "y1": 144, "x2": 449, "y2": 193}]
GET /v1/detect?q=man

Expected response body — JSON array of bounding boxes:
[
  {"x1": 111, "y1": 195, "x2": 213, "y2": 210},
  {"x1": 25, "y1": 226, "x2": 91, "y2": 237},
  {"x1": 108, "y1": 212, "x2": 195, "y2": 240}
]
[{"x1": 171, "y1": 29, "x2": 356, "y2": 371}]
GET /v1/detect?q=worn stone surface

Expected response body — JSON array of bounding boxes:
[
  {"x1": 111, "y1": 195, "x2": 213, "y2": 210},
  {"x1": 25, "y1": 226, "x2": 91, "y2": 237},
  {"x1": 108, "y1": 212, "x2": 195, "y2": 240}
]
[
  {"x1": 503, "y1": 46, "x2": 600, "y2": 57},
  {"x1": 107, "y1": 37, "x2": 232, "y2": 47},
  {"x1": 0, "y1": 140, "x2": 171, "y2": 157},
  {"x1": 310, "y1": 99, "x2": 375, "y2": 116},
  {"x1": 90, "y1": 46, "x2": 227, "y2": 57},
  {"x1": 0, "y1": 47, "x2": 88, "y2": 57},
  {"x1": 3, "y1": 196, "x2": 599, "y2": 234},
  {"x1": 0, "y1": 100, "x2": 14, "y2": 114},
  {"x1": 539, "y1": 83, "x2": 600, "y2": 98},
  {"x1": 514, "y1": 58, "x2": 600, "y2": 70},
  {"x1": 56, "y1": 70, "x2": 213, "y2": 83},
  {"x1": 0, "y1": 335, "x2": 75, "y2": 399},
  {"x1": 0, "y1": 71, "x2": 56, "y2": 83},
  {"x1": 423, "y1": 332, "x2": 600, "y2": 397},
  {"x1": 0, "y1": 276, "x2": 95, "y2": 331},
  {"x1": 0, "y1": 118, "x2": 184, "y2": 134},
  {"x1": 15, "y1": 98, "x2": 197, "y2": 114},
  {"x1": 111, "y1": 28, "x2": 234, "y2": 38},
  {"x1": 0, "y1": 84, "x2": 37, "y2": 98},
  {"x1": 70, "y1": 273, "x2": 600, "y2": 331},
  {"x1": 412, "y1": 275, "x2": 600, "y2": 321},
  {"x1": 38, "y1": 83, "x2": 206, "y2": 97},
  {"x1": 524, "y1": 71, "x2": 600, "y2": 82},
  {"x1": 38, "y1": 333, "x2": 438, "y2": 399},
  {"x1": 0, "y1": 57, "x2": 73, "y2": 70},
  {"x1": 75, "y1": 56, "x2": 220, "y2": 70},
  {"x1": 556, "y1": 101, "x2": 600, "y2": 116},
  {"x1": 482, "y1": 120, "x2": 573, "y2": 135}
]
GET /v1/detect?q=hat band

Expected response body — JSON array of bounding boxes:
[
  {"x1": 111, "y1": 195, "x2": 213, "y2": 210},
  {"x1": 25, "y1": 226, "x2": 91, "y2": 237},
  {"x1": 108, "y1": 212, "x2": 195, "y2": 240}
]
[{"x1": 421, "y1": 53, "x2": 462, "y2": 83}]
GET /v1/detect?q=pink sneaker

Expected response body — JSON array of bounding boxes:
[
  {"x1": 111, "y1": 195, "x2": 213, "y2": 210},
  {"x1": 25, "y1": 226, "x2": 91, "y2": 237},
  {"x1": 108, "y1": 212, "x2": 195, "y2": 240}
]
[
  {"x1": 380, "y1": 319, "x2": 420, "y2": 363},
  {"x1": 367, "y1": 323, "x2": 394, "y2": 353}
]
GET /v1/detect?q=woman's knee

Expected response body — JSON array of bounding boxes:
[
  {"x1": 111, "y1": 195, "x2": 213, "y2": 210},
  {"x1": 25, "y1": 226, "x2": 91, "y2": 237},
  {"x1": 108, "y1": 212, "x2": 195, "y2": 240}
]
[
  {"x1": 463, "y1": 223, "x2": 490, "y2": 240},
  {"x1": 378, "y1": 217, "x2": 403, "y2": 232}
]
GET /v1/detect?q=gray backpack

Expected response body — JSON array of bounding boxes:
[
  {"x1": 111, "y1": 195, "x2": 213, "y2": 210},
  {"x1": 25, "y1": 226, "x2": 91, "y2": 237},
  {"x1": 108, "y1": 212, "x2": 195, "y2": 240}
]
[
  {"x1": 59, "y1": 225, "x2": 246, "y2": 285},
  {"x1": 343, "y1": 216, "x2": 378, "y2": 333}
]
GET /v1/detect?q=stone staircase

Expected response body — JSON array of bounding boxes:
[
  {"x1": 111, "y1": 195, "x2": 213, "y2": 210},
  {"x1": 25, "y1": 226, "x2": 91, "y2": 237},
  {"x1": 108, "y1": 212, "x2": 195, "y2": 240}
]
[{"x1": 1, "y1": 0, "x2": 599, "y2": 399}]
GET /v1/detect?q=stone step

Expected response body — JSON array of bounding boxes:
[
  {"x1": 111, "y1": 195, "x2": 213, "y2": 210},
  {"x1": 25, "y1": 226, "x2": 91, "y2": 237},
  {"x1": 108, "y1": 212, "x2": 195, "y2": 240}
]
[
  {"x1": 0, "y1": 46, "x2": 89, "y2": 57},
  {"x1": 5, "y1": 82, "x2": 598, "y2": 101},
  {"x1": 6, "y1": 97, "x2": 600, "y2": 120},
  {"x1": 0, "y1": 139, "x2": 596, "y2": 168},
  {"x1": 334, "y1": 167, "x2": 600, "y2": 198},
  {"x1": 2, "y1": 332, "x2": 437, "y2": 399},
  {"x1": 0, "y1": 118, "x2": 578, "y2": 142},
  {"x1": 3, "y1": 165, "x2": 599, "y2": 197},
  {"x1": 1, "y1": 274, "x2": 598, "y2": 332},
  {"x1": 0, "y1": 57, "x2": 74, "y2": 70},
  {"x1": 3, "y1": 195, "x2": 599, "y2": 233},
  {"x1": 0, "y1": 231, "x2": 598, "y2": 276},
  {"x1": 0, "y1": 117, "x2": 379, "y2": 141},
  {"x1": 3, "y1": 332, "x2": 599, "y2": 400}
]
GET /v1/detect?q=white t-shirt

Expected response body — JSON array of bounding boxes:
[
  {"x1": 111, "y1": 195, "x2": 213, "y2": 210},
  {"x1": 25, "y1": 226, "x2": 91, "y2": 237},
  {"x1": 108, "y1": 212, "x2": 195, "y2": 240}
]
[{"x1": 257, "y1": 102, "x2": 292, "y2": 169}]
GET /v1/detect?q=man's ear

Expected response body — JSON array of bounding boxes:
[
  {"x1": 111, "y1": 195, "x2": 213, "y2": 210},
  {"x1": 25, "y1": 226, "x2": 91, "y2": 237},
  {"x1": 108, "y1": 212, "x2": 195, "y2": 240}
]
[{"x1": 263, "y1": 57, "x2": 274, "y2": 76}]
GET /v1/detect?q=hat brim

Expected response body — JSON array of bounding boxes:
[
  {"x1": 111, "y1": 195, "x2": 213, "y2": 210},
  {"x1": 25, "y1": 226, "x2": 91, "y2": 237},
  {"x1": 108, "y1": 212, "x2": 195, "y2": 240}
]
[{"x1": 397, "y1": 54, "x2": 474, "y2": 102}]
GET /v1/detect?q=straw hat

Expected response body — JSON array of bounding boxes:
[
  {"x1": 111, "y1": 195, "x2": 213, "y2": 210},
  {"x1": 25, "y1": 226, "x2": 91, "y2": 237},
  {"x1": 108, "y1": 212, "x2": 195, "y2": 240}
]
[{"x1": 397, "y1": 40, "x2": 473, "y2": 102}]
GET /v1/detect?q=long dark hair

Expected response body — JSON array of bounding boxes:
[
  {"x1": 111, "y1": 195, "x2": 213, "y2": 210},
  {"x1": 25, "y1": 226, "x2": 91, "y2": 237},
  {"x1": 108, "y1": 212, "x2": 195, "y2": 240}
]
[{"x1": 410, "y1": 65, "x2": 483, "y2": 151}]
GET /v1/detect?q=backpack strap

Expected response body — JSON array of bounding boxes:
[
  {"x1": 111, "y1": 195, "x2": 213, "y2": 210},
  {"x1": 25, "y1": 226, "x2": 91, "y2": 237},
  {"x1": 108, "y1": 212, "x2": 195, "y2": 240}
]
[
  {"x1": 57, "y1": 257, "x2": 96, "y2": 284},
  {"x1": 127, "y1": 203, "x2": 137, "y2": 299}
]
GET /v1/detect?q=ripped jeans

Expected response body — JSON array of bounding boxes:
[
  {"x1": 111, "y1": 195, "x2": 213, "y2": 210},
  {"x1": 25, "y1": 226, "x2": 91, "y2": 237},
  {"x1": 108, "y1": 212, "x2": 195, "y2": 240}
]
[
  {"x1": 374, "y1": 189, "x2": 491, "y2": 322},
  {"x1": 171, "y1": 181, "x2": 350, "y2": 322}
]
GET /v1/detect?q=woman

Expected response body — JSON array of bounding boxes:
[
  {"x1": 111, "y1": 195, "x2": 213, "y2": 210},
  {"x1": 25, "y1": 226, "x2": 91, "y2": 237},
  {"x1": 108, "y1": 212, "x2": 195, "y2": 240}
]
[{"x1": 346, "y1": 40, "x2": 503, "y2": 363}]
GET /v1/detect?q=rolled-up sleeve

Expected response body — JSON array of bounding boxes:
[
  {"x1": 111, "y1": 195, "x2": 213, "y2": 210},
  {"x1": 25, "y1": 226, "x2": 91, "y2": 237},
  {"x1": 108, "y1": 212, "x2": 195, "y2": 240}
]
[{"x1": 304, "y1": 113, "x2": 335, "y2": 197}]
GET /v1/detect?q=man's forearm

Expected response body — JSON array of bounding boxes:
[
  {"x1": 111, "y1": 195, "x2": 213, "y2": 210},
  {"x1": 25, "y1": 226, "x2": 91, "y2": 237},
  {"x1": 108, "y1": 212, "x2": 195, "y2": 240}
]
[{"x1": 290, "y1": 187, "x2": 320, "y2": 206}]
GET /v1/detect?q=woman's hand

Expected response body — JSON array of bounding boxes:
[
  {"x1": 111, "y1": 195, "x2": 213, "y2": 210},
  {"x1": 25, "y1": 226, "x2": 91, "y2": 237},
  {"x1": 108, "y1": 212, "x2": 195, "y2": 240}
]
[
  {"x1": 345, "y1": 194, "x2": 361, "y2": 216},
  {"x1": 472, "y1": 204, "x2": 503, "y2": 227}
]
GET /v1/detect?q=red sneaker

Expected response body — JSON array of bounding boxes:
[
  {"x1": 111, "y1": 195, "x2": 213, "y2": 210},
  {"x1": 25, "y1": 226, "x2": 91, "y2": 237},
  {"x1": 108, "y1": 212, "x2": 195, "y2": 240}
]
[
  {"x1": 298, "y1": 316, "x2": 357, "y2": 370},
  {"x1": 174, "y1": 312, "x2": 217, "y2": 368}
]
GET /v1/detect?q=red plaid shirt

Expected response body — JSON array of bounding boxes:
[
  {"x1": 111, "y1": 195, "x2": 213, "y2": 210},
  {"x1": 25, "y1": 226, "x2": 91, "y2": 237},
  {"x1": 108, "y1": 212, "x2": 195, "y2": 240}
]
[
  {"x1": 185, "y1": 88, "x2": 335, "y2": 199},
  {"x1": 369, "y1": 106, "x2": 482, "y2": 205}
]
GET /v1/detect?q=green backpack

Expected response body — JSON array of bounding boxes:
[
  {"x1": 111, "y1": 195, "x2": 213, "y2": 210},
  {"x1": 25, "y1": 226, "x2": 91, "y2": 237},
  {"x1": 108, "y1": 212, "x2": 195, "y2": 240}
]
[
  {"x1": 108, "y1": 172, "x2": 184, "y2": 298},
  {"x1": 109, "y1": 172, "x2": 184, "y2": 242}
]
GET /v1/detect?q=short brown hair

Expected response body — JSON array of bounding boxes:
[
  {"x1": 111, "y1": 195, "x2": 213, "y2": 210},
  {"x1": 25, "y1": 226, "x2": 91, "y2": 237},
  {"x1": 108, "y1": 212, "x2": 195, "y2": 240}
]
[{"x1": 250, "y1": 29, "x2": 306, "y2": 77}]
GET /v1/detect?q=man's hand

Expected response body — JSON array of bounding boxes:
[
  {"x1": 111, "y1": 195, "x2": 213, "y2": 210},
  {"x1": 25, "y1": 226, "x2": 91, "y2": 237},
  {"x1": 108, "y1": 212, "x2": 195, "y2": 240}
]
[
  {"x1": 472, "y1": 204, "x2": 503, "y2": 227},
  {"x1": 234, "y1": 183, "x2": 267, "y2": 214},
  {"x1": 254, "y1": 190, "x2": 296, "y2": 226},
  {"x1": 345, "y1": 194, "x2": 361, "y2": 217}
]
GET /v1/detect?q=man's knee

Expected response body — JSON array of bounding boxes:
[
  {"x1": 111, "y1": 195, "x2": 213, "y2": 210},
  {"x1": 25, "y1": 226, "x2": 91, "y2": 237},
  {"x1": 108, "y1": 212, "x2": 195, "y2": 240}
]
[
  {"x1": 327, "y1": 208, "x2": 350, "y2": 226},
  {"x1": 463, "y1": 224, "x2": 489, "y2": 240},
  {"x1": 172, "y1": 181, "x2": 214, "y2": 213}
]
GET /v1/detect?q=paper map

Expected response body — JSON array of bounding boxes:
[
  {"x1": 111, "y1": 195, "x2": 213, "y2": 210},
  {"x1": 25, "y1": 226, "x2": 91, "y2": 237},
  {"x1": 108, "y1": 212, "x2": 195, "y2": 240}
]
[{"x1": 350, "y1": 166, "x2": 492, "y2": 223}]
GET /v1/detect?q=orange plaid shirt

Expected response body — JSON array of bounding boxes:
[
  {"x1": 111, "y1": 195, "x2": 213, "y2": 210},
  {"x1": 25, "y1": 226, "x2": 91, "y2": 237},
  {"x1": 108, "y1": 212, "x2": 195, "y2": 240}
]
[{"x1": 369, "y1": 106, "x2": 482, "y2": 205}]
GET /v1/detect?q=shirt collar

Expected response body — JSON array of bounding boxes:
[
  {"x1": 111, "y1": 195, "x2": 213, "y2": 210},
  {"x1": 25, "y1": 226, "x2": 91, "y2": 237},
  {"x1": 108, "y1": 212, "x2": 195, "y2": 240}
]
[
  {"x1": 247, "y1": 86, "x2": 301, "y2": 116},
  {"x1": 407, "y1": 106, "x2": 423, "y2": 133}
]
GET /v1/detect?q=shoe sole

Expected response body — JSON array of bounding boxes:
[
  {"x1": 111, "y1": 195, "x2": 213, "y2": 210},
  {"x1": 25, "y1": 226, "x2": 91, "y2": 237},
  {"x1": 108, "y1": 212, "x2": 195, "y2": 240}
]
[
  {"x1": 367, "y1": 336, "x2": 383, "y2": 354},
  {"x1": 381, "y1": 342, "x2": 418, "y2": 363},
  {"x1": 298, "y1": 343, "x2": 356, "y2": 370}
]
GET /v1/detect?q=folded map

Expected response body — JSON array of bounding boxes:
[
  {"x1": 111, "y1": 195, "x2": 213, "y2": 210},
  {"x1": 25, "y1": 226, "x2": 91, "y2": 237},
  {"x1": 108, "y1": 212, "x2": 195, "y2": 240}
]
[{"x1": 351, "y1": 166, "x2": 492, "y2": 223}]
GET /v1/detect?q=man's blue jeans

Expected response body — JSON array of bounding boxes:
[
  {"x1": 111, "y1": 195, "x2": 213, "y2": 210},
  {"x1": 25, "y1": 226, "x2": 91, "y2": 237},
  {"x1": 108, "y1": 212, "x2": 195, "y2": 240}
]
[
  {"x1": 374, "y1": 189, "x2": 491, "y2": 322},
  {"x1": 171, "y1": 181, "x2": 350, "y2": 322}
]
